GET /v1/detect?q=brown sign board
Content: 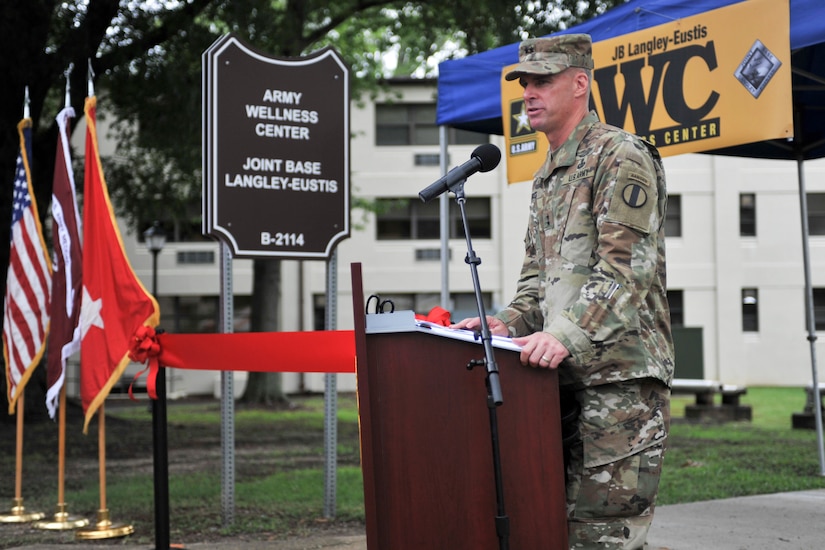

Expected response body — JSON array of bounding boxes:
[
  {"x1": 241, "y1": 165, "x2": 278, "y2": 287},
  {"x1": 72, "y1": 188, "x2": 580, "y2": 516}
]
[{"x1": 203, "y1": 34, "x2": 350, "y2": 259}]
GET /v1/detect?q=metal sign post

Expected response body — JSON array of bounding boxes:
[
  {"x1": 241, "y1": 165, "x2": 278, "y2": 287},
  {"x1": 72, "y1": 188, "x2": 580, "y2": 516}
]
[
  {"x1": 323, "y1": 249, "x2": 338, "y2": 518},
  {"x1": 219, "y1": 242, "x2": 235, "y2": 526}
]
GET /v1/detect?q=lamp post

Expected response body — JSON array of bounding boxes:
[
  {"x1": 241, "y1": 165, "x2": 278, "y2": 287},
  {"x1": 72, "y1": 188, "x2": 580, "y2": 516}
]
[
  {"x1": 143, "y1": 221, "x2": 169, "y2": 550},
  {"x1": 144, "y1": 221, "x2": 166, "y2": 297}
]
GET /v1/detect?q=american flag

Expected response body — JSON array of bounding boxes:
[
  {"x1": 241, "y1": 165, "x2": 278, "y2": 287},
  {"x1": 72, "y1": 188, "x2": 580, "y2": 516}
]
[{"x1": 3, "y1": 119, "x2": 52, "y2": 413}]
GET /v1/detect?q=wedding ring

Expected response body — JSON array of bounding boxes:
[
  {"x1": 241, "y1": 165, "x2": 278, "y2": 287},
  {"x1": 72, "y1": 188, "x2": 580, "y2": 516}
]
[{"x1": 541, "y1": 355, "x2": 550, "y2": 363}]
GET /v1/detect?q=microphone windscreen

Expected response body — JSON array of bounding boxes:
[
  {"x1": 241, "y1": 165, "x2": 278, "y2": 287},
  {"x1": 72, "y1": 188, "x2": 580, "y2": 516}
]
[{"x1": 472, "y1": 144, "x2": 501, "y2": 173}]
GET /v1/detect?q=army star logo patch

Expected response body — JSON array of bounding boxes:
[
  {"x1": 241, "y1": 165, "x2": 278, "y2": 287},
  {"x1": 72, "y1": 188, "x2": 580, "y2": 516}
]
[{"x1": 622, "y1": 183, "x2": 648, "y2": 208}]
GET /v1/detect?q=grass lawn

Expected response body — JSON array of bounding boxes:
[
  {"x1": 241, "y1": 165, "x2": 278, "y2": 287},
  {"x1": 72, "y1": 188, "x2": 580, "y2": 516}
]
[
  {"x1": 659, "y1": 387, "x2": 825, "y2": 504},
  {"x1": 2, "y1": 387, "x2": 825, "y2": 547}
]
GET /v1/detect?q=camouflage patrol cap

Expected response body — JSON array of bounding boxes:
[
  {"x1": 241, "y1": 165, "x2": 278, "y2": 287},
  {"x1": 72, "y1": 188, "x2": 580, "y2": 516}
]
[{"x1": 504, "y1": 34, "x2": 594, "y2": 81}]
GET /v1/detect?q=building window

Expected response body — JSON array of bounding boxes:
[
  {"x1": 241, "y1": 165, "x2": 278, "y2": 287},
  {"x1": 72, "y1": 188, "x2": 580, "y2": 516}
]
[
  {"x1": 177, "y1": 250, "x2": 215, "y2": 264},
  {"x1": 415, "y1": 248, "x2": 452, "y2": 261},
  {"x1": 451, "y1": 293, "x2": 492, "y2": 321},
  {"x1": 667, "y1": 290, "x2": 684, "y2": 327},
  {"x1": 742, "y1": 288, "x2": 759, "y2": 332},
  {"x1": 313, "y1": 294, "x2": 328, "y2": 331},
  {"x1": 375, "y1": 103, "x2": 487, "y2": 146},
  {"x1": 376, "y1": 197, "x2": 491, "y2": 240},
  {"x1": 813, "y1": 288, "x2": 825, "y2": 331},
  {"x1": 665, "y1": 194, "x2": 681, "y2": 237},
  {"x1": 156, "y1": 295, "x2": 251, "y2": 333},
  {"x1": 807, "y1": 193, "x2": 825, "y2": 235},
  {"x1": 414, "y1": 153, "x2": 440, "y2": 166},
  {"x1": 740, "y1": 193, "x2": 756, "y2": 237}
]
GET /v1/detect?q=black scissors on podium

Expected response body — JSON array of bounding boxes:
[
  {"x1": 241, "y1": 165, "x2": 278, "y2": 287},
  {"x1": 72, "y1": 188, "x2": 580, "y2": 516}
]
[{"x1": 365, "y1": 294, "x2": 394, "y2": 315}]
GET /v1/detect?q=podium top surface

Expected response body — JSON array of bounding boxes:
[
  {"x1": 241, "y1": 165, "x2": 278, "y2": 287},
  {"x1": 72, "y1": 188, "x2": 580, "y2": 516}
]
[{"x1": 365, "y1": 310, "x2": 522, "y2": 352}]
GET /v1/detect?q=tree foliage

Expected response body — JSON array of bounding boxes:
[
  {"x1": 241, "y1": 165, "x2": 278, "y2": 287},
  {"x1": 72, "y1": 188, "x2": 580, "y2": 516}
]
[{"x1": 0, "y1": 0, "x2": 623, "y2": 413}]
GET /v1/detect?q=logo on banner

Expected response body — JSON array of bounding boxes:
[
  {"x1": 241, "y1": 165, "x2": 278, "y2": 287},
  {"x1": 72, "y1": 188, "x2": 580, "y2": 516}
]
[
  {"x1": 734, "y1": 40, "x2": 781, "y2": 98},
  {"x1": 588, "y1": 0, "x2": 791, "y2": 155},
  {"x1": 594, "y1": 27, "x2": 722, "y2": 149},
  {"x1": 508, "y1": 99, "x2": 538, "y2": 156}
]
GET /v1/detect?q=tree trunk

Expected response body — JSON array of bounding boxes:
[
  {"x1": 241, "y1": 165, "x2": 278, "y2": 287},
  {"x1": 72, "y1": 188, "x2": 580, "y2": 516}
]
[{"x1": 241, "y1": 259, "x2": 287, "y2": 405}]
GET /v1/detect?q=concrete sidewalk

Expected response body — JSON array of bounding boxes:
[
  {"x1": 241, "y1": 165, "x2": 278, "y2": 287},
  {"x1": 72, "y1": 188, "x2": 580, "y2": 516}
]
[
  {"x1": 646, "y1": 488, "x2": 825, "y2": 550},
  {"x1": 10, "y1": 489, "x2": 825, "y2": 549}
]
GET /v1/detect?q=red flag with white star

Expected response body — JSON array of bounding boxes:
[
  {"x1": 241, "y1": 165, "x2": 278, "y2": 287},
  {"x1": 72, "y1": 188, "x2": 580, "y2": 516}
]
[{"x1": 80, "y1": 96, "x2": 159, "y2": 432}]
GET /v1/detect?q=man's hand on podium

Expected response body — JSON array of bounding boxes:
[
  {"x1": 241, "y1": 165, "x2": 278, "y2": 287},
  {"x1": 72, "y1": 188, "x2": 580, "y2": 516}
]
[
  {"x1": 451, "y1": 316, "x2": 570, "y2": 369},
  {"x1": 450, "y1": 315, "x2": 509, "y2": 337},
  {"x1": 512, "y1": 332, "x2": 570, "y2": 370}
]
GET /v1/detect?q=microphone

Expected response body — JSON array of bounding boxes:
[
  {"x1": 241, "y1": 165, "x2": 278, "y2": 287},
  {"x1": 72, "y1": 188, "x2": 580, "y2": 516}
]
[{"x1": 418, "y1": 144, "x2": 501, "y2": 202}]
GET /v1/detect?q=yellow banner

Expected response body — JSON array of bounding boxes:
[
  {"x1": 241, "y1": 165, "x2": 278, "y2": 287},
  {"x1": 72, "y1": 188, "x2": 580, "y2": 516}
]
[
  {"x1": 502, "y1": 0, "x2": 792, "y2": 183},
  {"x1": 501, "y1": 76, "x2": 549, "y2": 184}
]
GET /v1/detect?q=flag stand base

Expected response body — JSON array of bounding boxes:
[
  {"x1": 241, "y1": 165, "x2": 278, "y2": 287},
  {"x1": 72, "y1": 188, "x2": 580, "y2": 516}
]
[
  {"x1": 0, "y1": 498, "x2": 46, "y2": 523},
  {"x1": 75, "y1": 508, "x2": 133, "y2": 540},
  {"x1": 33, "y1": 503, "x2": 90, "y2": 530}
]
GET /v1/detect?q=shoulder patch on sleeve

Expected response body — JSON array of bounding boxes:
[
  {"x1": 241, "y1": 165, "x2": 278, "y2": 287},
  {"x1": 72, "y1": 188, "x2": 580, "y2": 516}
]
[
  {"x1": 621, "y1": 182, "x2": 648, "y2": 208},
  {"x1": 605, "y1": 156, "x2": 656, "y2": 233}
]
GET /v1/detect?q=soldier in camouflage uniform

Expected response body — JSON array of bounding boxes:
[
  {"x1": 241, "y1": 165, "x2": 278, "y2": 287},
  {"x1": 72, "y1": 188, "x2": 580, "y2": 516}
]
[{"x1": 453, "y1": 34, "x2": 673, "y2": 548}]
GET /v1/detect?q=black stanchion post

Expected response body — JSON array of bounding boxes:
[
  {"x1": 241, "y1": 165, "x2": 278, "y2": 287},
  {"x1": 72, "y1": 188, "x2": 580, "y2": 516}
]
[{"x1": 145, "y1": 221, "x2": 169, "y2": 550}]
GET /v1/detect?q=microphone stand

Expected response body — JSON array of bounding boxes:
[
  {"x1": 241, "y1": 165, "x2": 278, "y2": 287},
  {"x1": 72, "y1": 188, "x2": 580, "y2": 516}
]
[{"x1": 449, "y1": 178, "x2": 509, "y2": 550}]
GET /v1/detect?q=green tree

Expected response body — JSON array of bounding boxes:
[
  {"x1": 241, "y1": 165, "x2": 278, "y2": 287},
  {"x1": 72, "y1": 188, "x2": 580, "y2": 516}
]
[{"x1": 0, "y1": 0, "x2": 622, "y2": 415}]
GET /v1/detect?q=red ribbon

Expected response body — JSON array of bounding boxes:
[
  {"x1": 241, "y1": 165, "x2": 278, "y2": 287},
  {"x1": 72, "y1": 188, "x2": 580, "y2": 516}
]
[
  {"x1": 156, "y1": 331, "x2": 356, "y2": 374},
  {"x1": 128, "y1": 325, "x2": 162, "y2": 400},
  {"x1": 124, "y1": 329, "x2": 358, "y2": 401},
  {"x1": 415, "y1": 306, "x2": 452, "y2": 326},
  {"x1": 124, "y1": 313, "x2": 449, "y2": 401}
]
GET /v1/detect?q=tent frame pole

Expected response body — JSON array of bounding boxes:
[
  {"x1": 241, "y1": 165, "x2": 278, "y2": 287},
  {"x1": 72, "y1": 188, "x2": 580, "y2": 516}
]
[
  {"x1": 439, "y1": 125, "x2": 450, "y2": 309},
  {"x1": 796, "y1": 157, "x2": 825, "y2": 476}
]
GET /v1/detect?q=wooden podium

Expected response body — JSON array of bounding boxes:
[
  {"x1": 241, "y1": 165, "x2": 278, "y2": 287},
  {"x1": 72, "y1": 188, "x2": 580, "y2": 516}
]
[{"x1": 352, "y1": 263, "x2": 568, "y2": 549}]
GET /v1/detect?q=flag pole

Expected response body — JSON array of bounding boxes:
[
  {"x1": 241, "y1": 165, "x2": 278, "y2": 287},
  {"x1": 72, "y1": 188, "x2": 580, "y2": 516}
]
[
  {"x1": 87, "y1": 59, "x2": 95, "y2": 97},
  {"x1": 76, "y1": 64, "x2": 132, "y2": 539},
  {"x1": 23, "y1": 86, "x2": 30, "y2": 118},
  {"x1": 64, "y1": 63, "x2": 73, "y2": 108},
  {"x1": 34, "y1": 387, "x2": 90, "y2": 530},
  {"x1": 2, "y1": 90, "x2": 46, "y2": 523},
  {"x1": 76, "y1": 404, "x2": 134, "y2": 540},
  {"x1": 0, "y1": 395, "x2": 46, "y2": 523},
  {"x1": 35, "y1": 63, "x2": 88, "y2": 531}
]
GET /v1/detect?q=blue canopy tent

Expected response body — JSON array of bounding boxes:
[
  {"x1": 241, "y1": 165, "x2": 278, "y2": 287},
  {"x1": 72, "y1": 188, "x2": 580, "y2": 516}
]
[
  {"x1": 437, "y1": 0, "x2": 825, "y2": 159},
  {"x1": 436, "y1": 0, "x2": 825, "y2": 473}
]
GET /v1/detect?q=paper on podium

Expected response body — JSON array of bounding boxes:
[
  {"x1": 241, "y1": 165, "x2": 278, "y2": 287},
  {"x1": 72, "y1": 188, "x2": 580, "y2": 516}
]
[{"x1": 365, "y1": 310, "x2": 522, "y2": 352}]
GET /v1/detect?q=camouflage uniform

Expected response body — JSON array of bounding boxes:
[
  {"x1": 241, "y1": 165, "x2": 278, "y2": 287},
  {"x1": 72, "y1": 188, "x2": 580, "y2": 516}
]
[{"x1": 498, "y1": 36, "x2": 674, "y2": 548}]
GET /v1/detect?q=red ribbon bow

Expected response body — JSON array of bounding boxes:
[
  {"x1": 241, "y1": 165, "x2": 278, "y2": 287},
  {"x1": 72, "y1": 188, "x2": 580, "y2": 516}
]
[
  {"x1": 415, "y1": 306, "x2": 452, "y2": 326},
  {"x1": 128, "y1": 325, "x2": 162, "y2": 400}
]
